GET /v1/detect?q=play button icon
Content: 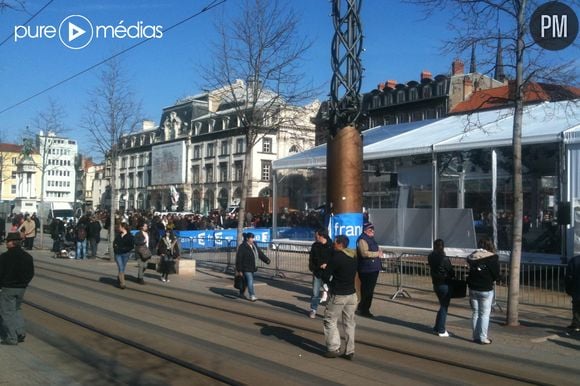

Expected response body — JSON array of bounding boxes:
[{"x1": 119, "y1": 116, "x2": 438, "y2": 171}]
[
  {"x1": 58, "y1": 15, "x2": 93, "y2": 49},
  {"x1": 68, "y1": 22, "x2": 85, "y2": 42}
]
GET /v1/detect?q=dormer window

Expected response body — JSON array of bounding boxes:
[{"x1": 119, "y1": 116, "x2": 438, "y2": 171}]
[{"x1": 397, "y1": 90, "x2": 405, "y2": 103}]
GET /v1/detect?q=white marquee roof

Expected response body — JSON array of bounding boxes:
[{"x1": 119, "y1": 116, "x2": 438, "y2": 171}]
[{"x1": 273, "y1": 100, "x2": 580, "y2": 170}]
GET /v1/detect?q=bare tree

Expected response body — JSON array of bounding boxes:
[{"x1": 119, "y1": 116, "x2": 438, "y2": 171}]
[
  {"x1": 410, "y1": 0, "x2": 578, "y2": 326},
  {"x1": 24, "y1": 98, "x2": 68, "y2": 247},
  {"x1": 202, "y1": 0, "x2": 318, "y2": 244},
  {"x1": 83, "y1": 58, "x2": 141, "y2": 256}
]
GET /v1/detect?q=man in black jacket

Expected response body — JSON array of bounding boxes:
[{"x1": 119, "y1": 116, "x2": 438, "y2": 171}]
[
  {"x1": 0, "y1": 232, "x2": 34, "y2": 345},
  {"x1": 308, "y1": 228, "x2": 332, "y2": 318},
  {"x1": 321, "y1": 235, "x2": 357, "y2": 360},
  {"x1": 87, "y1": 216, "x2": 102, "y2": 258}
]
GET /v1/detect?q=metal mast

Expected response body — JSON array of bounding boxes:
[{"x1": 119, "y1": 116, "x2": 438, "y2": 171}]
[
  {"x1": 329, "y1": 0, "x2": 364, "y2": 133},
  {"x1": 327, "y1": 0, "x2": 364, "y2": 242}
]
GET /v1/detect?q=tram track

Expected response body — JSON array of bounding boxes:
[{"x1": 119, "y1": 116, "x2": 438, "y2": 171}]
[
  {"x1": 26, "y1": 260, "x2": 576, "y2": 385},
  {"x1": 24, "y1": 301, "x2": 241, "y2": 386}
]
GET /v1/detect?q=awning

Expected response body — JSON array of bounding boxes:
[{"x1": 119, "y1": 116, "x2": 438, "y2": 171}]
[
  {"x1": 273, "y1": 119, "x2": 436, "y2": 170},
  {"x1": 273, "y1": 100, "x2": 580, "y2": 170}
]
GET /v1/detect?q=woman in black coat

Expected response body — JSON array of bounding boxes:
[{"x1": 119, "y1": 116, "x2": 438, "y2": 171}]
[
  {"x1": 113, "y1": 222, "x2": 134, "y2": 289},
  {"x1": 428, "y1": 239, "x2": 455, "y2": 337},
  {"x1": 133, "y1": 221, "x2": 151, "y2": 285},
  {"x1": 157, "y1": 230, "x2": 180, "y2": 283},
  {"x1": 235, "y1": 232, "x2": 270, "y2": 301}
]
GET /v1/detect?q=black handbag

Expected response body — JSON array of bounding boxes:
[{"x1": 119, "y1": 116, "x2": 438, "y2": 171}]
[
  {"x1": 234, "y1": 275, "x2": 246, "y2": 291},
  {"x1": 448, "y1": 279, "x2": 467, "y2": 298},
  {"x1": 136, "y1": 245, "x2": 152, "y2": 261}
]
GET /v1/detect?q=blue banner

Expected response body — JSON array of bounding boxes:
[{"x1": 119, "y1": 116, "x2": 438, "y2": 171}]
[
  {"x1": 328, "y1": 212, "x2": 364, "y2": 249},
  {"x1": 175, "y1": 228, "x2": 272, "y2": 250}
]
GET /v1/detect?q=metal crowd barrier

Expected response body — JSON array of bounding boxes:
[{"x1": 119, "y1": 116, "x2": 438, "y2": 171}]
[{"x1": 178, "y1": 237, "x2": 571, "y2": 309}]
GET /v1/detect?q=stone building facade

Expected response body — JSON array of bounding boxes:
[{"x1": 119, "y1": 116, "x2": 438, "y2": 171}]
[{"x1": 115, "y1": 80, "x2": 317, "y2": 213}]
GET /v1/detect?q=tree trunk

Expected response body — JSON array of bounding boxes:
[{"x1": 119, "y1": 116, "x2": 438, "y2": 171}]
[
  {"x1": 236, "y1": 138, "x2": 253, "y2": 246},
  {"x1": 38, "y1": 167, "x2": 46, "y2": 248},
  {"x1": 108, "y1": 157, "x2": 117, "y2": 259},
  {"x1": 506, "y1": 0, "x2": 527, "y2": 327}
]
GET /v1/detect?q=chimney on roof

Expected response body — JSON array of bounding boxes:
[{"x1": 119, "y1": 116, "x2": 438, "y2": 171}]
[
  {"x1": 421, "y1": 70, "x2": 432, "y2": 81},
  {"x1": 452, "y1": 59, "x2": 464, "y2": 75},
  {"x1": 385, "y1": 80, "x2": 397, "y2": 90},
  {"x1": 470, "y1": 44, "x2": 477, "y2": 73},
  {"x1": 494, "y1": 31, "x2": 506, "y2": 83},
  {"x1": 463, "y1": 76, "x2": 473, "y2": 100}
]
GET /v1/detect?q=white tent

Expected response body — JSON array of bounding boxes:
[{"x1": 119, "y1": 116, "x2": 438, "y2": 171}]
[
  {"x1": 273, "y1": 100, "x2": 580, "y2": 258},
  {"x1": 275, "y1": 100, "x2": 579, "y2": 169}
]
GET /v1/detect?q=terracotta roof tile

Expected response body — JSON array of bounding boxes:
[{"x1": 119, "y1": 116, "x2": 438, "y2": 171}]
[
  {"x1": 0, "y1": 143, "x2": 23, "y2": 153},
  {"x1": 451, "y1": 81, "x2": 580, "y2": 113}
]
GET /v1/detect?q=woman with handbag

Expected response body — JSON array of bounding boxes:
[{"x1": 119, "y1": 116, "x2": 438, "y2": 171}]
[
  {"x1": 235, "y1": 232, "x2": 270, "y2": 301},
  {"x1": 428, "y1": 239, "x2": 455, "y2": 337},
  {"x1": 467, "y1": 238, "x2": 500, "y2": 345},
  {"x1": 157, "y1": 230, "x2": 180, "y2": 283},
  {"x1": 134, "y1": 221, "x2": 152, "y2": 285},
  {"x1": 113, "y1": 222, "x2": 134, "y2": 289}
]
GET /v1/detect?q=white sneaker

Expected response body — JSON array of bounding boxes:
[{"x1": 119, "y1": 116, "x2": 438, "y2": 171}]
[
  {"x1": 309, "y1": 310, "x2": 316, "y2": 319},
  {"x1": 438, "y1": 331, "x2": 450, "y2": 337},
  {"x1": 160, "y1": 277, "x2": 166, "y2": 282},
  {"x1": 250, "y1": 295, "x2": 258, "y2": 302},
  {"x1": 165, "y1": 278, "x2": 170, "y2": 283}
]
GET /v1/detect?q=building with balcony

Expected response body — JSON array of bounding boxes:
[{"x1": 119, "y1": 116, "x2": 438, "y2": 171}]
[{"x1": 115, "y1": 80, "x2": 318, "y2": 213}]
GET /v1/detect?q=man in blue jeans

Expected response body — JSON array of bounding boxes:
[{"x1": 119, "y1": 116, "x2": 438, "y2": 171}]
[
  {"x1": 321, "y1": 235, "x2": 357, "y2": 360},
  {"x1": 0, "y1": 232, "x2": 35, "y2": 345},
  {"x1": 75, "y1": 222, "x2": 88, "y2": 260},
  {"x1": 308, "y1": 228, "x2": 332, "y2": 318}
]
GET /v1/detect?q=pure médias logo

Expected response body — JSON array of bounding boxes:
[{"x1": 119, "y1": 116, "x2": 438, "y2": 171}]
[
  {"x1": 59, "y1": 15, "x2": 93, "y2": 50},
  {"x1": 14, "y1": 14, "x2": 163, "y2": 50}
]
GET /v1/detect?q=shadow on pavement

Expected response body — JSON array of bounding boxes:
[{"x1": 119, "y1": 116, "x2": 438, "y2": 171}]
[
  {"x1": 98, "y1": 276, "x2": 118, "y2": 288},
  {"x1": 260, "y1": 299, "x2": 309, "y2": 317},
  {"x1": 209, "y1": 286, "x2": 243, "y2": 300},
  {"x1": 256, "y1": 322, "x2": 326, "y2": 355},
  {"x1": 548, "y1": 334, "x2": 580, "y2": 350},
  {"x1": 262, "y1": 278, "x2": 311, "y2": 296}
]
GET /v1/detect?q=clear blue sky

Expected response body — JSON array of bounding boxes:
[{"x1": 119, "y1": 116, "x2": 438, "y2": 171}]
[{"x1": 0, "y1": 0, "x2": 578, "y2": 158}]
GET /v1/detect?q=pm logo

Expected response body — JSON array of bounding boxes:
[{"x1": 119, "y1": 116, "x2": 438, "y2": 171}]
[
  {"x1": 58, "y1": 15, "x2": 93, "y2": 50},
  {"x1": 530, "y1": 1, "x2": 578, "y2": 51}
]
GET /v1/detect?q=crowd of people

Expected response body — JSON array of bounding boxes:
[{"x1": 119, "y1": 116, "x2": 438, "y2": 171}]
[
  {"x1": 2, "y1": 207, "x2": 579, "y2": 358},
  {"x1": 304, "y1": 224, "x2": 579, "y2": 360}
]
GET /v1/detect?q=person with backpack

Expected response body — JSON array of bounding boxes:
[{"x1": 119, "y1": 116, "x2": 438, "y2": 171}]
[
  {"x1": 467, "y1": 238, "x2": 500, "y2": 344},
  {"x1": 428, "y1": 239, "x2": 455, "y2": 337}
]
